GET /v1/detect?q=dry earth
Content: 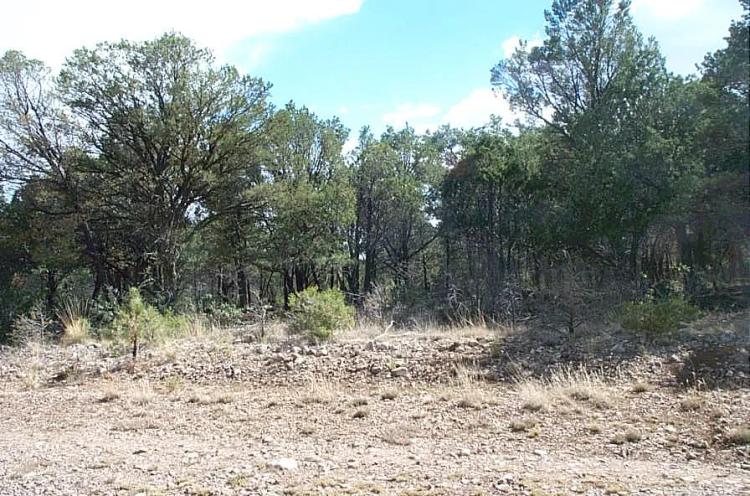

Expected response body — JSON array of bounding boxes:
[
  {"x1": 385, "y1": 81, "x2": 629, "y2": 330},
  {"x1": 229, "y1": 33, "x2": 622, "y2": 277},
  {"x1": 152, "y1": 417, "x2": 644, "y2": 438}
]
[{"x1": 0, "y1": 313, "x2": 748, "y2": 495}]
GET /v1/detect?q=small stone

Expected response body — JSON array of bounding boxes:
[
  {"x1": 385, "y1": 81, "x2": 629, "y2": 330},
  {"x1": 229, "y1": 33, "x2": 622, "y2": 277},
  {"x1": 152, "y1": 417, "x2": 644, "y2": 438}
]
[{"x1": 269, "y1": 458, "x2": 298, "y2": 471}]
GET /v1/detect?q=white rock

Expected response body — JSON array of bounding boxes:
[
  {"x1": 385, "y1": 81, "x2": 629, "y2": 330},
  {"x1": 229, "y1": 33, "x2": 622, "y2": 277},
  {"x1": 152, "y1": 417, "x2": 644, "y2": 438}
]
[{"x1": 269, "y1": 458, "x2": 298, "y2": 471}]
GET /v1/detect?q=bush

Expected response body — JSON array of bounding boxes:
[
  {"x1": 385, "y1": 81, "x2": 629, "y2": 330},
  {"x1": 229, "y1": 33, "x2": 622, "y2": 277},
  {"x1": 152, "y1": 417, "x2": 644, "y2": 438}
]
[
  {"x1": 289, "y1": 287, "x2": 354, "y2": 340},
  {"x1": 617, "y1": 295, "x2": 701, "y2": 336},
  {"x1": 107, "y1": 288, "x2": 190, "y2": 357}
]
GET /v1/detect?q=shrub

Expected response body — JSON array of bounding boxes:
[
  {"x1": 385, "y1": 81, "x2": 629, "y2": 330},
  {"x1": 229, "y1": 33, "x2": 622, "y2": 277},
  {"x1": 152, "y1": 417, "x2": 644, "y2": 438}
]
[
  {"x1": 289, "y1": 287, "x2": 354, "y2": 340},
  {"x1": 107, "y1": 288, "x2": 190, "y2": 357},
  {"x1": 617, "y1": 296, "x2": 700, "y2": 336}
]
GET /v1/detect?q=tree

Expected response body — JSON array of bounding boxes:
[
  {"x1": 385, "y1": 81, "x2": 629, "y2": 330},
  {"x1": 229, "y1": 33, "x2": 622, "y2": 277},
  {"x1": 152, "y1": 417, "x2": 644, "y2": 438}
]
[
  {"x1": 258, "y1": 103, "x2": 354, "y2": 308},
  {"x1": 58, "y1": 33, "x2": 271, "y2": 302},
  {"x1": 491, "y1": 0, "x2": 696, "y2": 277}
]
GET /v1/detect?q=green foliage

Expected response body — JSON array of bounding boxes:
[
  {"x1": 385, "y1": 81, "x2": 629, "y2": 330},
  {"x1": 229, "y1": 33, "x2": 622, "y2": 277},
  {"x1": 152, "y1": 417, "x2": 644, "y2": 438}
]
[
  {"x1": 289, "y1": 287, "x2": 354, "y2": 340},
  {"x1": 617, "y1": 296, "x2": 701, "y2": 336},
  {"x1": 107, "y1": 288, "x2": 190, "y2": 353}
]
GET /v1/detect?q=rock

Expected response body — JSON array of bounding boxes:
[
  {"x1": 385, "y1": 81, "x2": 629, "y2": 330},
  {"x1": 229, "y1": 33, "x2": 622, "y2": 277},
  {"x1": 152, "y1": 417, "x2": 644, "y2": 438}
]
[
  {"x1": 269, "y1": 458, "x2": 298, "y2": 471},
  {"x1": 391, "y1": 367, "x2": 409, "y2": 378}
]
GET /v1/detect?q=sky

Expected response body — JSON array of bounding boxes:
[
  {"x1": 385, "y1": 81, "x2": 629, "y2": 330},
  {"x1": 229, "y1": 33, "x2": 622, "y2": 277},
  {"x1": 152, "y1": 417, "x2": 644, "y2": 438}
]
[{"x1": 0, "y1": 0, "x2": 744, "y2": 142}]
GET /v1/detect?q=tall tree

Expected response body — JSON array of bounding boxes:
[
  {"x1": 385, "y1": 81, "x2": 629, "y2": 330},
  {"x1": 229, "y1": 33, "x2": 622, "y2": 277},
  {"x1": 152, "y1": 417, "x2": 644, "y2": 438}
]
[{"x1": 58, "y1": 33, "x2": 271, "y2": 302}]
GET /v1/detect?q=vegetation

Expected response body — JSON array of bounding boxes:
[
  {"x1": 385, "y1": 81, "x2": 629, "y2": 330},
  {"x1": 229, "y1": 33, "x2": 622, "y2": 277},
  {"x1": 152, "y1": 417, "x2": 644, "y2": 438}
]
[
  {"x1": 289, "y1": 287, "x2": 355, "y2": 340},
  {"x1": 0, "y1": 0, "x2": 748, "y2": 346},
  {"x1": 618, "y1": 296, "x2": 701, "y2": 336}
]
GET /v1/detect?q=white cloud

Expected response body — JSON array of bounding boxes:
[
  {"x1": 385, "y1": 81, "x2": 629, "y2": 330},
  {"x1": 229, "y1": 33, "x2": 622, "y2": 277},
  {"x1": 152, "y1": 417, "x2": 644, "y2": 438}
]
[
  {"x1": 631, "y1": 0, "x2": 704, "y2": 21},
  {"x1": 0, "y1": 0, "x2": 363, "y2": 68},
  {"x1": 379, "y1": 88, "x2": 522, "y2": 134},
  {"x1": 381, "y1": 103, "x2": 442, "y2": 131},
  {"x1": 631, "y1": 0, "x2": 743, "y2": 75},
  {"x1": 501, "y1": 35, "x2": 543, "y2": 58},
  {"x1": 443, "y1": 88, "x2": 521, "y2": 129}
]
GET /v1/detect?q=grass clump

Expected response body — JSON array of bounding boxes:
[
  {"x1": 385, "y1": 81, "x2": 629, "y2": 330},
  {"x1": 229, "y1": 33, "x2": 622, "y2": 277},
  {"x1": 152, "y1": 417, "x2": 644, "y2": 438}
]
[
  {"x1": 631, "y1": 382, "x2": 651, "y2": 394},
  {"x1": 289, "y1": 287, "x2": 354, "y2": 341},
  {"x1": 726, "y1": 427, "x2": 750, "y2": 446},
  {"x1": 611, "y1": 429, "x2": 642, "y2": 445},
  {"x1": 679, "y1": 395, "x2": 704, "y2": 412},
  {"x1": 510, "y1": 418, "x2": 538, "y2": 433},
  {"x1": 617, "y1": 295, "x2": 700, "y2": 336},
  {"x1": 57, "y1": 296, "x2": 92, "y2": 346}
]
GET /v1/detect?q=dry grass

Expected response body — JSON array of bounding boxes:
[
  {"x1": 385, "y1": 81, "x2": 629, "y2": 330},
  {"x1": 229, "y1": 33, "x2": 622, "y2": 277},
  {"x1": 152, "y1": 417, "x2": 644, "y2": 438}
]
[
  {"x1": 297, "y1": 378, "x2": 344, "y2": 405},
  {"x1": 187, "y1": 390, "x2": 234, "y2": 405},
  {"x1": 611, "y1": 429, "x2": 642, "y2": 445},
  {"x1": 510, "y1": 418, "x2": 538, "y2": 433},
  {"x1": 352, "y1": 408, "x2": 370, "y2": 419},
  {"x1": 679, "y1": 395, "x2": 704, "y2": 412},
  {"x1": 379, "y1": 388, "x2": 399, "y2": 401},
  {"x1": 450, "y1": 365, "x2": 495, "y2": 409},
  {"x1": 514, "y1": 365, "x2": 612, "y2": 412},
  {"x1": 61, "y1": 318, "x2": 91, "y2": 346},
  {"x1": 20, "y1": 343, "x2": 44, "y2": 390},
  {"x1": 128, "y1": 379, "x2": 154, "y2": 406},
  {"x1": 380, "y1": 425, "x2": 417, "y2": 446},
  {"x1": 726, "y1": 427, "x2": 750, "y2": 446},
  {"x1": 58, "y1": 297, "x2": 91, "y2": 346},
  {"x1": 631, "y1": 382, "x2": 652, "y2": 394},
  {"x1": 98, "y1": 382, "x2": 121, "y2": 403}
]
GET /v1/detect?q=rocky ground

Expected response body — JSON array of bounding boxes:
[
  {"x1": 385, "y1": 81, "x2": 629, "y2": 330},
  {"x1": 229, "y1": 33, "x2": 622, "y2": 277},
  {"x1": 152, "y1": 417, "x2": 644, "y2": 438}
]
[{"x1": 0, "y1": 312, "x2": 748, "y2": 495}]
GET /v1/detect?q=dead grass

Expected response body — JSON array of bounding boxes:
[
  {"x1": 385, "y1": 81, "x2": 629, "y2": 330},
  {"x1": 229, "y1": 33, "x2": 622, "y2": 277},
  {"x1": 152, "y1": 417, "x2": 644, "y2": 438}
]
[
  {"x1": 679, "y1": 395, "x2": 704, "y2": 412},
  {"x1": 98, "y1": 383, "x2": 121, "y2": 403},
  {"x1": 129, "y1": 379, "x2": 154, "y2": 406},
  {"x1": 726, "y1": 427, "x2": 750, "y2": 446},
  {"x1": 379, "y1": 388, "x2": 399, "y2": 401},
  {"x1": 514, "y1": 365, "x2": 612, "y2": 412},
  {"x1": 297, "y1": 378, "x2": 344, "y2": 405},
  {"x1": 510, "y1": 418, "x2": 538, "y2": 433},
  {"x1": 631, "y1": 382, "x2": 652, "y2": 394},
  {"x1": 380, "y1": 425, "x2": 416, "y2": 446},
  {"x1": 19, "y1": 343, "x2": 44, "y2": 390},
  {"x1": 611, "y1": 429, "x2": 642, "y2": 445},
  {"x1": 450, "y1": 365, "x2": 495, "y2": 409}
]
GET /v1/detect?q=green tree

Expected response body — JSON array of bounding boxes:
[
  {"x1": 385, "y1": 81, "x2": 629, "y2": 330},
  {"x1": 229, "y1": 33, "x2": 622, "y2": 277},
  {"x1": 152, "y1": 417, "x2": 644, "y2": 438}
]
[{"x1": 58, "y1": 33, "x2": 271, "y2": 302}]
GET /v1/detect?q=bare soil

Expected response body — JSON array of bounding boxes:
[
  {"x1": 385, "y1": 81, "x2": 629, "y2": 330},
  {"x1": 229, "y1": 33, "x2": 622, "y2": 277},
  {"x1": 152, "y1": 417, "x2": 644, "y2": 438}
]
[{"x1": 1, "y1": 314, "x2": 748, "y2": 495}]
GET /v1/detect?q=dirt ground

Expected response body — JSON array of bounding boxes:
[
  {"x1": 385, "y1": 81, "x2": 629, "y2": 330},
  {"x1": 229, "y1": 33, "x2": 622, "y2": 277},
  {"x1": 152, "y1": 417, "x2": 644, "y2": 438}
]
[{"x1": 1, "y1": 316, "x2": 748, "y2": 495}]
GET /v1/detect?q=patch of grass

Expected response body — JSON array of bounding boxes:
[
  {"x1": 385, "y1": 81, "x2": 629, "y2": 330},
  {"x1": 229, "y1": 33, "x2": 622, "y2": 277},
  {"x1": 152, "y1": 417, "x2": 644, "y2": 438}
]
[
  {"x1": 510, "y1": 418, "x2": 538, "y2": 433},
  {"x1": 451, "y1": 365, "x2": 494, "y2": 410},
  {"x1": 726, "y1": 427, "x2": 750, "y2": 446},
  {"x1": 129, "y1": 380, "x2": 154, "y2": 406},
  {"x1": 227, "y1": 474, "x2": 250, "y2": 488},
  {"x1": 679, "y1": 395, "x2": 703, "y2": 412},
  {"x1": 98, "y1": 384, "x2": 121, "y2": 403},
  {"x1": 379, "y1": 389, "x2": 399, "y2": 401},
  {"x1": 611, "y1": 429, "x2": 642, "y2": 445},
  {"x1": 631, "y1": 382, "x2": 651, "y2": 394},
  {"x1": 187, "y1": 391, "x2": 234, "y2": 405},
  {"x1": 349, "y1": 397, "x2": 369, "y2": 407},
  {"x1": 297, "y1": 378, "x2": 343, "y2": 405},
  {"x1": 58, "y1": 296, "x2": 92, "y2": 346},
  {"x1": 163, "y1": 376, "x2": 182, "y2": 394},
  {"x1": 352, "y1": 408, "x2": 370, "y2": 419},
  {"x1": 587, "y1": 423, "x2": 602, "y2": 434},
  {"x1": 380, "y1": 426, "x2": 415, "y2": 446}
]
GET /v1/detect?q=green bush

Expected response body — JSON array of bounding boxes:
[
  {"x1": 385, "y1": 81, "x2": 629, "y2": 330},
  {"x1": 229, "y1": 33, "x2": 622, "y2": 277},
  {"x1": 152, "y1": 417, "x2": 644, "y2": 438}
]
[
  {"x1": 106, "y1": 288, "x2": 190, "y2": 356},
  {"x1": 618, "y1": 295, "x2": 701, "y2": 336},
  {"x1": 289, "y1": 287, "x2": 354, "y2": 340}
]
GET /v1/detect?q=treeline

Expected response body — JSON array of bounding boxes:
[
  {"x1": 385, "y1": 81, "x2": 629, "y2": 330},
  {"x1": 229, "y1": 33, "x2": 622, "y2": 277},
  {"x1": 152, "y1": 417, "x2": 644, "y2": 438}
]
[{"x1": 1, "y1": 0, "x2": 748, "y2": 338}]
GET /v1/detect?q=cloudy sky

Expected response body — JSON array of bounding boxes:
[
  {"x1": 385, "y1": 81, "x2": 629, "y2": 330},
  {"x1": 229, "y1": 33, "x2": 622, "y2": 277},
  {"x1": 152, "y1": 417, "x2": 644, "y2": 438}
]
[{"x1": 0, "y1": 0, "x2": 743, "y2": 138}]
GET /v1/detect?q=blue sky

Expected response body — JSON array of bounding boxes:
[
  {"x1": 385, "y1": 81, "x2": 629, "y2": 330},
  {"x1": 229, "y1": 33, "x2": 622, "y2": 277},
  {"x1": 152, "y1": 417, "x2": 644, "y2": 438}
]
[{"x1": 0, "y1": 0, "x2": 744, "y2": 141}]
